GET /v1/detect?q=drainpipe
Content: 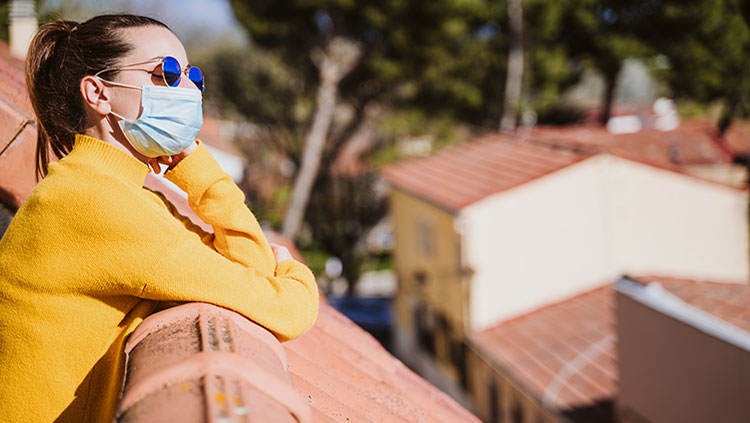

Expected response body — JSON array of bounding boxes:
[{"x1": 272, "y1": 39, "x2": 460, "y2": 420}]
[{"x1": 9, "y1": 0, "x2": 37, "y2": 60}]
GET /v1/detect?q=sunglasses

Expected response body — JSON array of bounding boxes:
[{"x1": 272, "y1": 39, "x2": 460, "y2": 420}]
[{"x1": 95, "y1": 56, "x2": 204, "y2": 92}]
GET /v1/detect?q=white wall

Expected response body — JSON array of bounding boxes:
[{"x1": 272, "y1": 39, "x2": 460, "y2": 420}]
[
  {"x1": 460, "y1": 154, "x2": 749, "y2": 331},
  {"x1": 608, "y1": 157, "x2": 748, "y2": 282}
]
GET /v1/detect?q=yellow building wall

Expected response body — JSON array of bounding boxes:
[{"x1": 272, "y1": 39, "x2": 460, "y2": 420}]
[{"x1": 390, "y1": 189, "x2": 468, "y2": 336}]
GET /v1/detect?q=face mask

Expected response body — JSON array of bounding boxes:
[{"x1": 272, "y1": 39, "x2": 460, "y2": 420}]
[{"x1": 99, "y1": 78, "x2": 203, "y2": 158}]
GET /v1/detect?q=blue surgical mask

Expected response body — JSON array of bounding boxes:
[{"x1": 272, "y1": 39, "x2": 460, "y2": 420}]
[{"x1": 99, "y1": 78, "x2": 203, "y2": 158}]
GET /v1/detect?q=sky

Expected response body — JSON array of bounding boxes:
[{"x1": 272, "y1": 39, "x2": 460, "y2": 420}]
[{"x1": 42, "y1": 0, "x2": 248, "y2": 48}]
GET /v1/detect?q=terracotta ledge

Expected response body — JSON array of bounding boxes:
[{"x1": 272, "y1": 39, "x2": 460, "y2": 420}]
[{"x1": 118, "y1": 302, "x2": 311, "y2": 423}]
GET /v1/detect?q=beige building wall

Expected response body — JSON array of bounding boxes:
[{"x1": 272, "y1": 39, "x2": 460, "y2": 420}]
[
  {"x1": 459, "y1": 157, "x2": 614, "y2": 330},
  {"x1": 460, "y1": 155, "x2": 748, "y2": 331},
  {"x1": 607, "y1": 157, "x2": 748, "y2": 282}
]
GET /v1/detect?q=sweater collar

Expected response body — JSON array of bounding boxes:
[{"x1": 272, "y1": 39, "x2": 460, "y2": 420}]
[{"x1": 71, "y1": 135, "x2": 150, "y2": 187}]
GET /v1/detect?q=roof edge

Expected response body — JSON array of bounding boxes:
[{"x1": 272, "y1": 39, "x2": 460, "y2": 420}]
[
  {"x1": 616, "y1": 276, "x2": 750, "y2": 352},
  {"x1": 607, "y1": 152, "x2": 748, "y2": 192},
  {"x1": 471, "y1": 282, "x2": 613, "y2": 335},
  {"x1": 386, "y1": 184, "x2": 461, "y2": 215},
  {"x1": 463, "y1": 339, "x2": 574, "y2": 422}
]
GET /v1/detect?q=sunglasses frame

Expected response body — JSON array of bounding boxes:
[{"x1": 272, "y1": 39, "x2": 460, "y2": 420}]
[{"x1": 94, "y1": 55, "x2": 204, "y2": 92}]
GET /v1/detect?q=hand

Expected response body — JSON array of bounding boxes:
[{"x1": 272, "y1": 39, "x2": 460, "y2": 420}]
[
  {"x1": 269, "y1": 242, "x2": 294, "y2": 264},
  {"x1": 147, "y1": 141, "x2": 199, "y2": 173}
]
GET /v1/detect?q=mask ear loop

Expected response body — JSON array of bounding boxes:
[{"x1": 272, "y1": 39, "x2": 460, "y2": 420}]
[{"x1": 95, "y1": 76, "x2": 143, "y2": 123}]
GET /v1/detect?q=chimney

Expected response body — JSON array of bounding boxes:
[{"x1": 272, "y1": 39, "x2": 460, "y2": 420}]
[{"x1": 9, "y1": 0, "x2": 37, "y2": 59}]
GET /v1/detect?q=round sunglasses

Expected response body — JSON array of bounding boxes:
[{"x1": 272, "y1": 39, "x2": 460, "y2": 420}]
[{"x1": 95, "y1": 56, "x2": 204, "y2": 92}]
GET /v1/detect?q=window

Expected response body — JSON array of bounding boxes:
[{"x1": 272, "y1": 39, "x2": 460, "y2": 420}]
[
  {"x1": 436, "y1": 313, "x2": 450, "y2": 360},
  {"x1": 414, "y1": 271, "x2": 427, "y2": 287},
  {"x1": 451, "y1": 339, "x2": 468, "y2": 389},
  {"x1": 512, "y1": 402, "x2": 524, "y2": 423},
  {"x1": 415, "y1": 213, "x2": 436, "y2": 257},
  {"x1": 489, "y1": 378, "x2": 501, "y2": 423},
  {"x1": 414, "y1": 304, "x2": 436, "y2": 356}
]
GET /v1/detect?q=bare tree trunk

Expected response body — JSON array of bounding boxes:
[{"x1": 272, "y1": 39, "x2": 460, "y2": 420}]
[
  {"x1": 718, "y1": 96, "x2": 739, "y2": 135},
  {"x1": 600, "y1": 68, "x2": 619, "y2": 125},
  {"x1": 331, "y1": 103, "x2": 382, "y2": 178},
  {"x1": 282, "y1": 38, "x2": 361, "y2": 240},
  {"x1": 500, "y1": 0, "x2": 524, "y2": 132}
]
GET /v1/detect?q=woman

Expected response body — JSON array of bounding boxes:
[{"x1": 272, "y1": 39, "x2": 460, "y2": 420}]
[{"x1": 0, "y1": 14, "x2": 319, "y2": 422}]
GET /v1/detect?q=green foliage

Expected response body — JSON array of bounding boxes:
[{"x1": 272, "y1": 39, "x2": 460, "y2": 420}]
[
  {"x1": 598, "y1": 0, "x2": 750, "y2": 128},
  {"x1": 299, "y1": 248, "x2": 329, "y2": 277},
  {"x1": 370, "y1": 109, "x2": 464, "y2": 167},
  {"x1": 196, "y1": 45, "x2": 309, "y2": 132},
  {"x1": 0, "y1": 1, "x2": 8, "y2": 42},
  {"x1": 229, "y1": 0, "x2": 509, "y2": 125},
  {"x1": 246, "y1": 185, "x2": 291, "y2": 230},
  {"x1": 645, "y1": 0, "x2": 750, "y2": 104},
  {"x1": 360, "y1": 253, "x2": 393, "y2": 273},
  {"x1": 220, "y1": 0, "x2": 750, "y2": 289}
]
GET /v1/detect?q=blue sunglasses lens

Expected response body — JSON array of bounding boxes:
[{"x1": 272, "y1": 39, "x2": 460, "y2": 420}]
[
  {"x1": 188, "y1": 66, "x2": 204, "y2": 92},
  {"x1": 161, "y1": 56, "x2": 204, "y2": 92},
  {"x1": 162, "y1": 56, "x2": 181, "y2": 87}
]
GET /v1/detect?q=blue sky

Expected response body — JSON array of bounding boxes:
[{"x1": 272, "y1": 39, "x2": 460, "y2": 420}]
[{"x1": 43, "y1": 0, "x2": 247, "y2": 48}]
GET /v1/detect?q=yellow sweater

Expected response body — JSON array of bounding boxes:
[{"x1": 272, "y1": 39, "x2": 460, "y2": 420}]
[{"x1": 0, "y1": 135, "x2": 318, "y2": 422}]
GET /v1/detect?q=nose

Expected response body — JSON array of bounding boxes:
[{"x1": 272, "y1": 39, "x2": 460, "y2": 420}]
[{"x1": 177, "y1": 69, "x2": 199, "y2": 91}]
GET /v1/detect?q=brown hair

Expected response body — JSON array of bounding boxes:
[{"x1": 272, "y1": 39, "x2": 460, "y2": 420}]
[{"x1": 25, "y1": 14, "x2": 170, "y2": 180}]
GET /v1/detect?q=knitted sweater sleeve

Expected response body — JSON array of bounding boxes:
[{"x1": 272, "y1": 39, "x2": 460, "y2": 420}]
[
  {"x1": 139, "y1": 142, "x2": 318, "y2": 341},
  {"x1": 165, "y1": 141, "x2": 278, "y2": 274}
]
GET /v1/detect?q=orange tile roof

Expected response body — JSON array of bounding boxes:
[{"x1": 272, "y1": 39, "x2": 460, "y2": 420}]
[
  {"x1": 627, "y1": 275, "x2": 750, "y2": 332},
  {"x1": 470, "y1": 284, "x2": 617, "y2": 412},
  {"x1": 382, "y1": 122, "x2": 740, "y2": 212},
  {"x1": 120, "y1": 301, "x2": 480, "y2": 423},
  {"x1": 725, "y1": 120, "x2": 750, "y2": 155},
  {"x1": 529, "y1": 121, "x2": 733, "y2": 166},
  {"x1": 119, "y1": 302, "x2": 309, "y2": 423},
  {"x1": 0, "y1": 41, "x2": 37, "y2": 208},
  {"x1": 382, "y1": 135, "x2": 596, "y2": 212},
  {"x1": 469, "y1": 274, "x2": 749, "y2": 415},
  {"x1": 286, "y1": 302, "x2": 480, "y2": 422}
]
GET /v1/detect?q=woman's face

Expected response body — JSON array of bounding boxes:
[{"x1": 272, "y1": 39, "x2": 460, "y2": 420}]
[{"x1": 107, "y1": 25, "x2": 197, "y2": 121}]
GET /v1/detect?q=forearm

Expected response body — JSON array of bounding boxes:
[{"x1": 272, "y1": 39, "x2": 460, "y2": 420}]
[
  {"x1": 163, "y1": 141, "x2": 276, "y2": 275},
  {"x1": 140, "y1": 238, "x2": 319, "y2": 341}
]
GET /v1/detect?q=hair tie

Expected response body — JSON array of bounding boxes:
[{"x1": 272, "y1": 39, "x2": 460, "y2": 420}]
[{"x1": 71, "y1": 25, "x2": 78, "y2": 32}]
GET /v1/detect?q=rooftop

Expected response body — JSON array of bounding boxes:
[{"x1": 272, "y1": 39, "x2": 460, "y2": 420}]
[
  {"x1": 623, "y1": 275, "x2": 750, "y2": 333},
  {"x1": 0, "y1": 40, "x2": 37, "y2": 209},
  {"x1": 528, "y1": 121, "x2": 733, "y2": 167},
  {"x1": 382, "y1": 121, "x2": 741, "y2": 213},
  {"x1": 118, "y1": 299, "x2": 480, "y2": 423},
  {"x1": 469, "y1": 284, "x2": 616, "y2": 413},
  {"x1": 285, "y1": 301, "x2": 480, "y2": 422},
  {"x1": 469, "y1": 274, "x2": 750, "y2": 419},
  {"x1": 382, "y1": 135, "x2": 596, "y2": 212}
]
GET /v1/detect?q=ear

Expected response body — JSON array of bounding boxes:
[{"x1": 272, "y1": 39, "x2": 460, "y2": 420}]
[{"x1": 80, "y1": 75, "x2": 112, "y2": 116}]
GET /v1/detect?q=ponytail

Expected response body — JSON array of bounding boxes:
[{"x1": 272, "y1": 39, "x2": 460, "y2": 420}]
[{"x1": 25, "y1": 14, "x2": 170, "y2": 180}]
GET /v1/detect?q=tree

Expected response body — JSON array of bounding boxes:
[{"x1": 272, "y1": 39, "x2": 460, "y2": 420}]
[
  {"x1": 632, "y1": 0, "x2": 750, "y2": 132},
  {"x1": 529, "y1": 0, "x2": 651, "y2": 123},
  {"x1": 226, "y1": 0, "x2": 510, "y2": 292},
  {"x1": 500, "y1": 0, "x2": 524, "y2": 131},
  {"x1": 282, "y1": 37, "x2": 362, "y2": 239}
]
